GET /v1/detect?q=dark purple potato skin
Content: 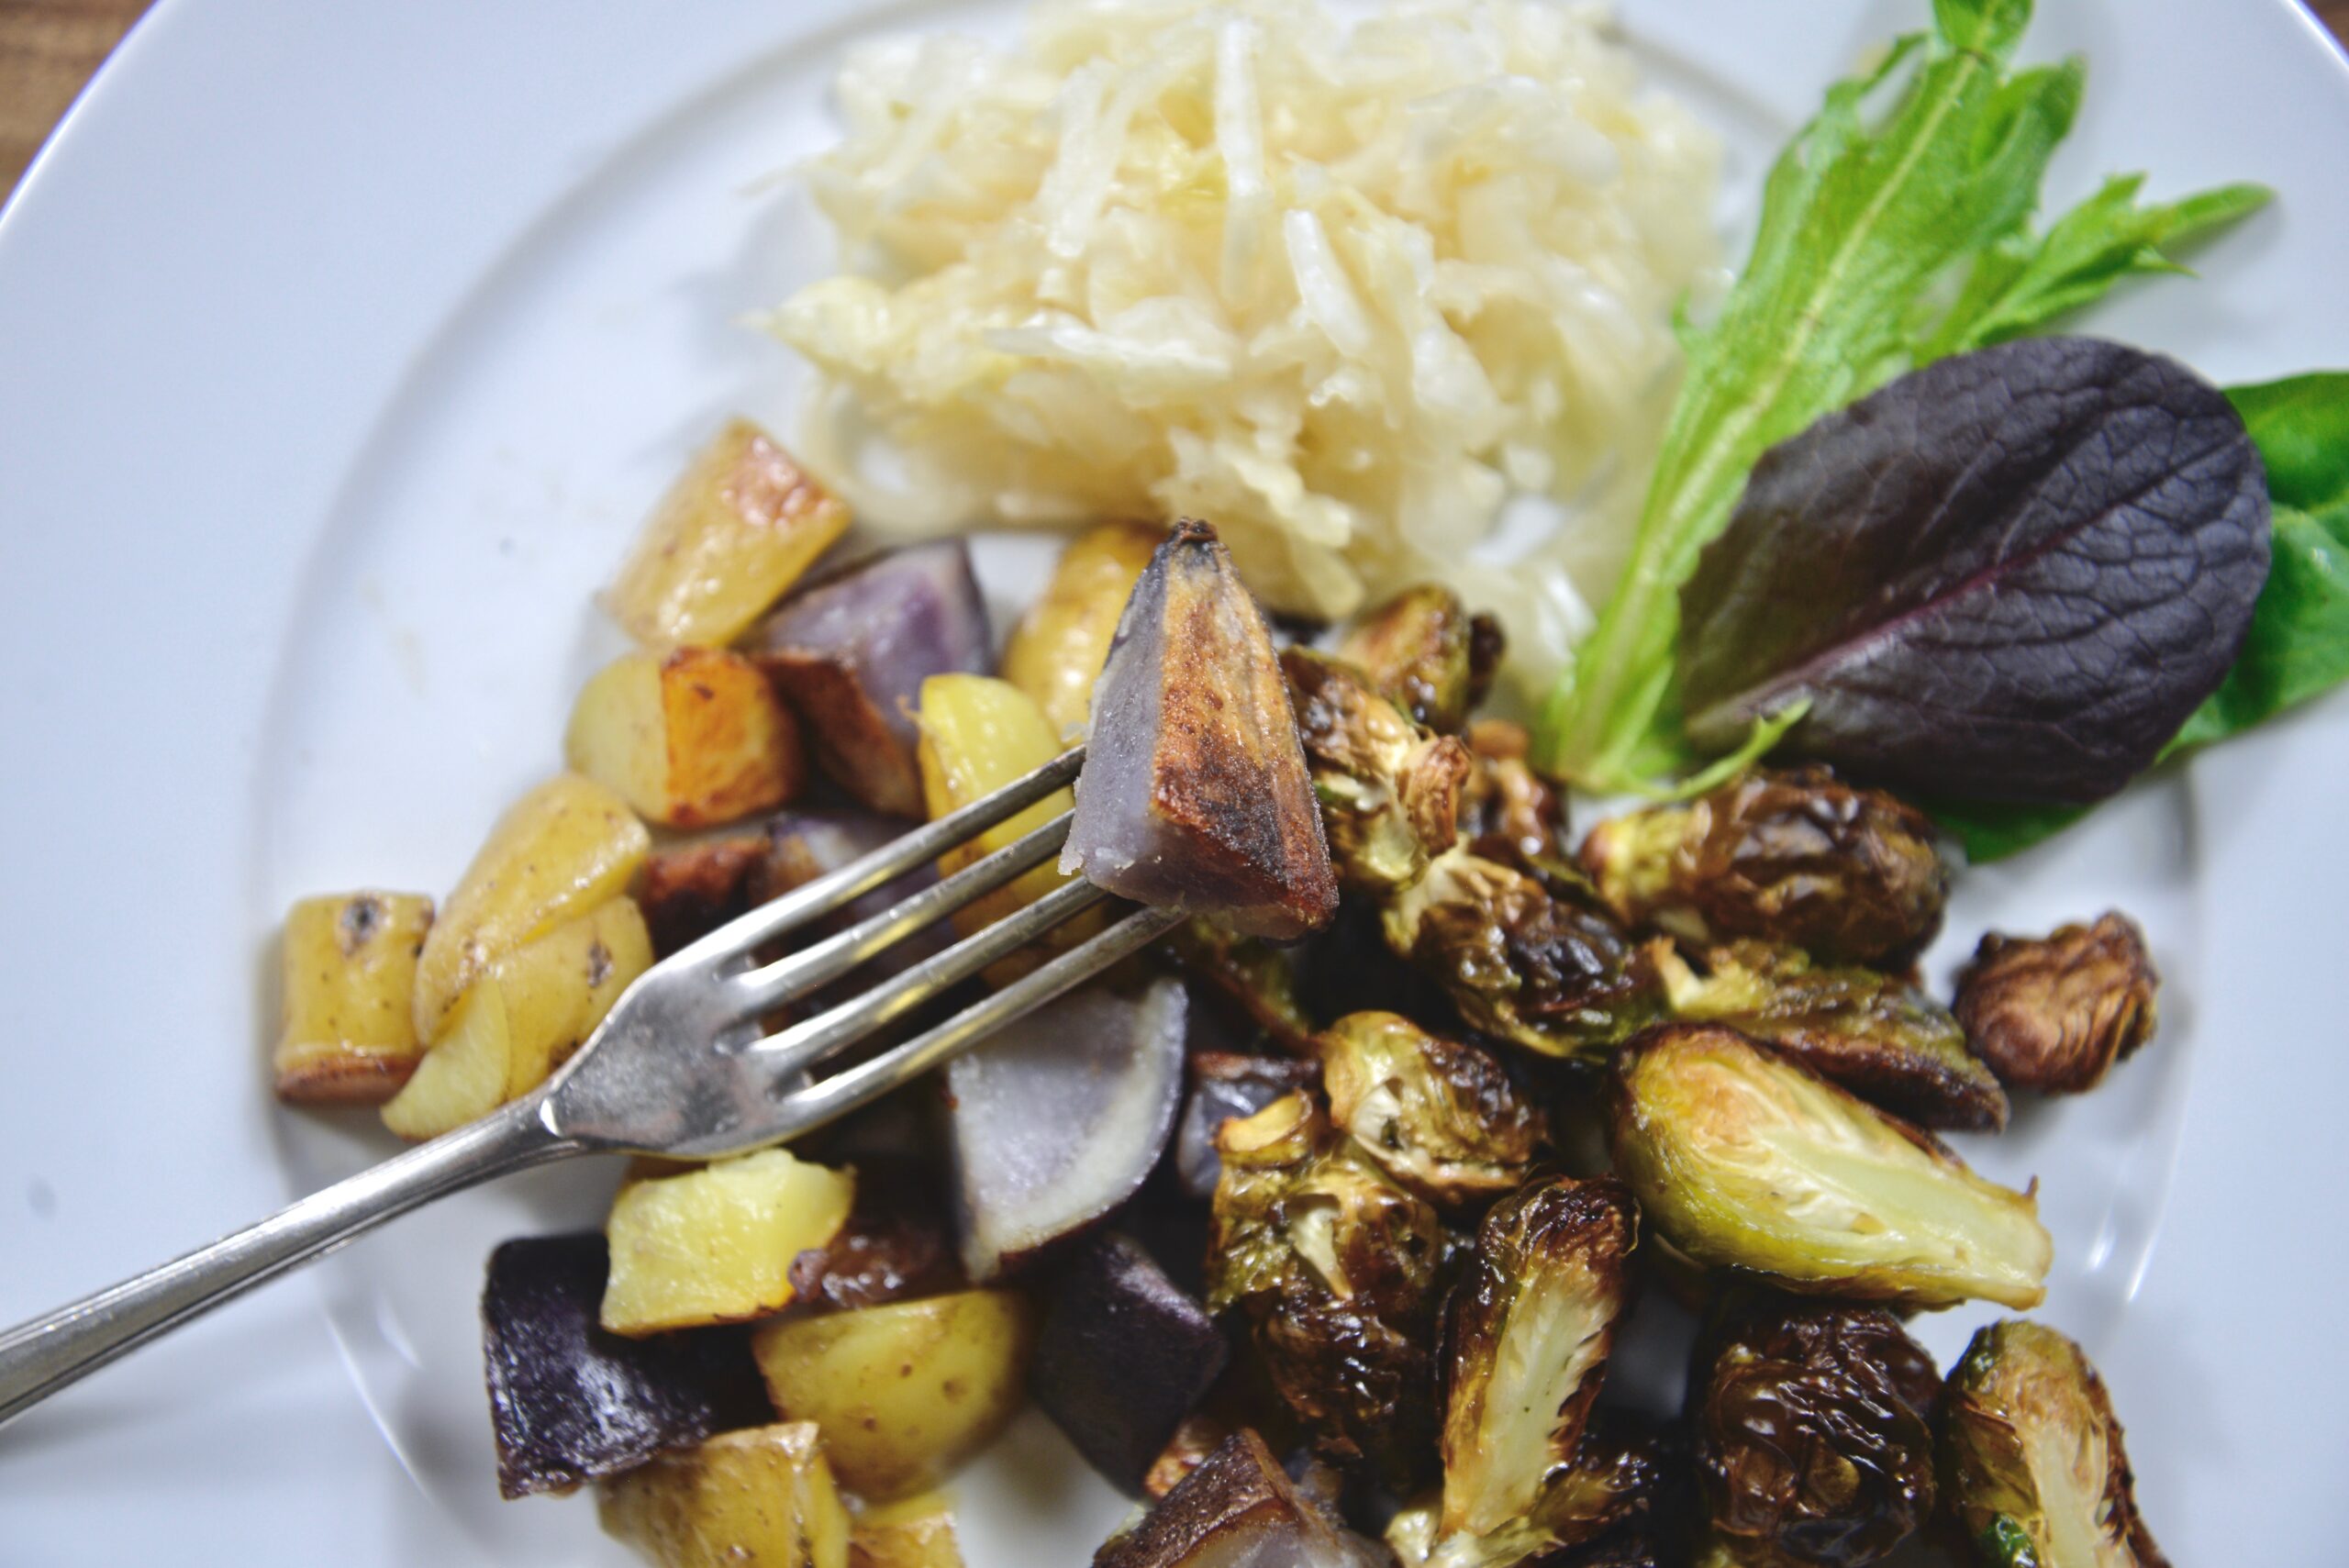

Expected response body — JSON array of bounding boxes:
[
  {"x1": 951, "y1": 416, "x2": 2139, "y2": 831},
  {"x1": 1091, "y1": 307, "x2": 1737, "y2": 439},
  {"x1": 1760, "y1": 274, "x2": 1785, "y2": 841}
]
[
  {"x1": 787, "y1": 1157, "x2": 963, "y2": 1312},
  {"x1": 481, "y1": 1234, "x2": 769, "y2": 1498},
  {"x1": 1174, "y1": 1053, "x2": 1321, "y2": 1201},
  {"x1": 751, "y1": 540, "x2": 992, "y2": 814},
  {"x1": 1093, "y1": 1429, "x2": 1388, "y2": 1568},
  {"x1": 1031, "y1": 1234, "x2": 1232, "y2": 1494}
]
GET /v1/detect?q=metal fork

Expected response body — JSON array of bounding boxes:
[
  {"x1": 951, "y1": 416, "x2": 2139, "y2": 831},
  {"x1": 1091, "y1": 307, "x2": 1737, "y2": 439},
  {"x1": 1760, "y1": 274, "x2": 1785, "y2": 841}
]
[{"x1": 0, "y1": 746, "x2": 1177, "y2": 1429}]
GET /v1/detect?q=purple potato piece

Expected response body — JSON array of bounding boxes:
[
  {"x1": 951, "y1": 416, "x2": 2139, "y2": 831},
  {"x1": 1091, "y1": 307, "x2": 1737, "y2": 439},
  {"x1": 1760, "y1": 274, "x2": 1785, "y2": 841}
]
[
  {"x1": 1030, "y1": 1234, "x2": 1232, "y2": 1494},
  {"x1": 633, "y1": 809, "x2": 940, "y2": 963},
  {"x1": 1174, "y1": 1052, "x2": 1321, "y2": 1202},
  {"x1": 481, "y1": 1234, "x2": 769, "y2": 1498},
  {"x1": 1063, "y1": 519, "x2": 1338, "y2": 941},
  {"x1": 750, "y1": 540, "x2": 991, "y2": 817},
  {"x1": 1094, "y1": 1429, "x2": 1393, "y2": 1568},
  {"x1": 947, "y1": 977, "x2": 1188, "y2": 1280}
]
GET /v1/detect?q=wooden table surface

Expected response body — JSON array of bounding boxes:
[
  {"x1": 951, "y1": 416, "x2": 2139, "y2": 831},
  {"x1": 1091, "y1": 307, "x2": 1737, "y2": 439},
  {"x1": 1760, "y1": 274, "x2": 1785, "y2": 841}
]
[{"x1": 6, "y1": 0, "x2": 2349, "y2": 197}]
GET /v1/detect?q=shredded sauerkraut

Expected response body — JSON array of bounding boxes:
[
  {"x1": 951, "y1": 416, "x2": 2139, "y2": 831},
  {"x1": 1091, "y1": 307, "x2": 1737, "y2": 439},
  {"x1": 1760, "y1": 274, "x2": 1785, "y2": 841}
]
[{"x1": 768, "y1": 0, "x2": 1720, "y2": 688}]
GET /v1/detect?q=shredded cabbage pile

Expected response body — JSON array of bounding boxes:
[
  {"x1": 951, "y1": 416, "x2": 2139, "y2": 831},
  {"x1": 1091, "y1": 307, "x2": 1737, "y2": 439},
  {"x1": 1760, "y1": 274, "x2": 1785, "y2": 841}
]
[{"x1": 769, "y1": 0, "x2": 1720, "y2": 687}]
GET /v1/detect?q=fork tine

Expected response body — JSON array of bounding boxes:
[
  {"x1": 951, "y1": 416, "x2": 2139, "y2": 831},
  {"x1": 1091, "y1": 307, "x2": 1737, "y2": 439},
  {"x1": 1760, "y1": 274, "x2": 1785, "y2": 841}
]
[
  {"x1": 723, "y1": 806, "x2": 1075, "y2": 1018},
  {"x1": 670, "y1": 745, "x2": 1085, "y2": 971},
  {"x1": 745, "y1": 874, "x2": 1113, "y2": 1077},
  {"x1": 707, "y1": 904, "x2": 1188, "y2": 1155}
]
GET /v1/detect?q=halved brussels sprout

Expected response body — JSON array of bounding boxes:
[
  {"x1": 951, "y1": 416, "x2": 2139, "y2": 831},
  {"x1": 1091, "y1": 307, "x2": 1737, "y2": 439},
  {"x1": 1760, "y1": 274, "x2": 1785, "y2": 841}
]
[
  {"x1": 1383, "y1": 848, "x2": 1662, "y2": 1062},
  {"x1": 1942, "y1": 1321, "x2": 2165, "y2": 1568},
  {"x1": 1283, "y1": 648, "x2": 1473, "y2": 895},
  {"x1": 1579, "y1": 769, "x2": 1947, "y2": 968},
  {"x1": 1660, "y1": 942, "x2": 2008, "y2": 1132},
  {"x1": 1440, "y1": 1176, "x2": 1635, "y2": 1540},
  {"x1": 1395, "y1": 1417, "x2": 1674, "y2": 1568},
  {"x1": 1954, "y1": 914, "x2": 2159, "y2": 1096},
  {"x1": 1318, "y1": 1012, "x2": 1545, "y2": 1207},
  {"x1": 1692, "y1": 1291, "x2": 1941, "y2": 1568},
  {"x1": 1207, "y1": 1092, "x2": 1451, "y2": 1479},
  {"x1": 1333, "y1": 584, "x2": 1500, "y2": 733},
  {"x1": 1609, "y1": 1026, "x2": 2050, "y2": 1309}
]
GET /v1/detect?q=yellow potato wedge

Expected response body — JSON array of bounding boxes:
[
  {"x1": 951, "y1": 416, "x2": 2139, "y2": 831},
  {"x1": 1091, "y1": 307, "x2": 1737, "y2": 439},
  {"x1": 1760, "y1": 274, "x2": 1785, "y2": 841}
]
[
  {"x1": 381, "y1": 977, "x2": 512, "y2": 1140},
  {"x1": 598, "y1": 1422, "x2": 851, "y2": 1568},
  {"x1": 602, "y1": 1149, "x2": 856, "y2": 1337},
  {"x1": 413, "y1": 774, "x2": 650, "y2": 1042},
  {"x1": 273, "y1": 891, "x2": 435, "y2": 1106},
  {"x1": 495, "y1": 895, "x2": 653, "y2": 1097},
  {"x1": 751, "y1": 1289, "x2": 1034, "y2": 1502},
  {"x1": 850, "y1": 1496, "x2": 963, "y2": 1568},
  {"x1": 1001, "y1": 520, "x2": 1161, "y2": 740},
  {"x1": 566, "y1": 647, "x2": 807, "y2": 828},
  {"x1": 607, "y1": 419, "x2": 851, "y2": 650},
  {"x1": 914, "y1": 676, "x2": 1097, "y2": 973}
]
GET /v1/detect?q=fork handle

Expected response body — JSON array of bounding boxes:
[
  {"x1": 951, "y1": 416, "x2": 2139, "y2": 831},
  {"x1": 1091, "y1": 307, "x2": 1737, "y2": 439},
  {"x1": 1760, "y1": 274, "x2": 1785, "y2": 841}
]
[{"x1": 0, "y1": 1096, "x2": 568, "y2": 1429}]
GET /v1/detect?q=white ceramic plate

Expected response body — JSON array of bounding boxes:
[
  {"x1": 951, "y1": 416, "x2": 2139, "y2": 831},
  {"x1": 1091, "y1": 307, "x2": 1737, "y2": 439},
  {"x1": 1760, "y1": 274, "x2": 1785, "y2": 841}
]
[{"x1": 2, "y1": 0, "x2": 2345, "y2": 1562}]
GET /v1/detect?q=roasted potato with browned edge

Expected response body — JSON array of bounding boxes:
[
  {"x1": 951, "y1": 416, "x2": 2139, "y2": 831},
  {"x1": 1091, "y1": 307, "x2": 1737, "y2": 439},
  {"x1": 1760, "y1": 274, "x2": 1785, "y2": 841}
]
[
  {"x1": 566, "y1": 647, "x2": 806, "y2": 828},
  {"x1": 600, "y1": 1149, "x2": 855, "y2": 1336},
  {"x1": 597, "y1": 1421, "x2": 850, "y2": 1568},
  {"x1": 273, "y1": 891, "x2": 434, "y2": 1105}
]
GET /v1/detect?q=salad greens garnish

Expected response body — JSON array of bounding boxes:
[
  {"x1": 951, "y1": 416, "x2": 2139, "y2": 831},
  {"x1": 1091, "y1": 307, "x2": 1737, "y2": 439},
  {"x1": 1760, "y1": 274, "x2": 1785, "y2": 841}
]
[
  {"x1": 1532, "y1": 0, "x2": 2271, "y2": 793},
  {"x1": 1935, "y1": 373, "x2": 2349, "y2": 859}
]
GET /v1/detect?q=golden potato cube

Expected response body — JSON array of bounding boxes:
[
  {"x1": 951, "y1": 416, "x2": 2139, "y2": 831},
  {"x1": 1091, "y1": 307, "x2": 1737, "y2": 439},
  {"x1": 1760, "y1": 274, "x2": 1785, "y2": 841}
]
[
  {"x1": 598, "y1": 1422, "x2": 850, "y2": 1568},
  {"x1": 850, "y1": 1496, "x2": 963, "y2": 1568},
  {"x1": 914, "y1": 675, "x2": 1097, "y2": 973},
  {"x1": 273, "y1": 892, "x2": 435, "y2": 1105},
  {"x1": 1001, "y1": 520, "x2": 1161, "y2": 740},
  {"x1": 751, "y1": 1290, "x2": 1035, "y2": 1502},
  {"x1": 381, "y1": 976, "x2": 513, "y2": 1140},
  {"x1": 601, "y1": 1149, "x2": 856, "y2": 1337},
  {"x1": 607, "y1": 419, "x2": 851, "y2": 650},
  {"x1": 566, "y1": 647, "x2": 807, "y2": 829},
  {"x1": 413, "y1": 774, "x2": 650, "y2": 1042}
]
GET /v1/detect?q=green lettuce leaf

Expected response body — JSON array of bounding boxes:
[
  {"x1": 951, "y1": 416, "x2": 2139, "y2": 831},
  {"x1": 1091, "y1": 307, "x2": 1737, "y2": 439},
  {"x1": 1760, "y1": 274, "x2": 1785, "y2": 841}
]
[{"x1": 1532, "y1": 0, "x2": 2266, "y2": 793}]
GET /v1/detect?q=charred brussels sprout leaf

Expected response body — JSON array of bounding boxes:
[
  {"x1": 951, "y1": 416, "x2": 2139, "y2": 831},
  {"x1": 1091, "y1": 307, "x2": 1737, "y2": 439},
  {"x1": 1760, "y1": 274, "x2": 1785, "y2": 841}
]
[
  {"x1": 1284, "y1": 648, "x2": 1474, "y2": 895},
  {"x1": 1440, "y1": 1177, "x2": 1636, "y2": 1542},
  {"x1": 1942, "y1": 1321, "x2": 2166, "y2": 1568},
  {"x1": 1206, "y1": 1093, "x2": 1451, "y2": 1480},
  {"x1": 1609, "y1": 1026, "x2": 2050, "y2": 1309},
  {"x1": 1954, "y1": 914, "x2": 2159, "y2": 1095},
  {"x1": 1384, "y1": 847, "x2": 1663, "y2": 1063},
  {"x1": 1460, "y1": 720, "x2": 1571, "y2": 872},
  {"x1": 1334, "y1": 584, "x2": 1501, "y2": 733},
  {"x1": 1580, "y1": 769, "x2": 1947, "y2": 968},
  {"x1": 1166, "y1": 919, "x2": 1317, "y2": 1055},
  {"x1": 1662, "y1": 942, "x2": 2008, "y2": 1131},
  {"x1": 1693, "y1": 1293, "x2": 1940, "y2": 1568},
  {"x1": 1318, "y1": 1012, "x2": 1545, "y2": 1208}
]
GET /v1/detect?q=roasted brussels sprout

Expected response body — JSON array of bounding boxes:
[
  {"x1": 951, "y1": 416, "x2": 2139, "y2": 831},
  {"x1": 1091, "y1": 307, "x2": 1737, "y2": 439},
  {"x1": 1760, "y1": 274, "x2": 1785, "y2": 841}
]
[
  {"x1": 1174, "y1": 1051, "x2": 1322, "y2": 1201},
  {"x1": 1207, "y1": 1092, "x2": 1451, "y2": 1479},
  {"x1": 1954, "y1": 914, "x2": 2159, "y2": 1095},
  {"x1": 1691, "y1": 1292, "x2": 1941, "y2": 1568},
  {"x1": 1942, "y1": 1321, "x2": 2166, "y2": 1568},
  {"x1": 1440, "y1": 1176, "x2": 1635, "y2": 1542},
  {"x1": 1393, "y1": 1417, "x2": 1672, "y2": 1568},
  {"x1": 1458, "y1": 720, "x2": 1570, "y2": 871},
  {"x1": 1661, "y1": 942, "x2": 2008, "y2": 1132},
  {"x1": 1383, "y1": 848, "x2": 1662, "y2": 1062},
  {"x1": 1609, "y1": 1027, "x2": 2050, "y2": 1310},
  {"x1": 1318, "y1": 1012, "x2": 1545, "y2": 1207},
  {"x1": 1166, "y1": 920, "x2": 1317, "y2": 1054},
  {"x1": 1283, "y1": 648, "x2": 1474, "y2": 894},
  {"x1": 1333, "y1": 584, "x2": 1501, "y2": 733},
  {"x1": 1579, "y1": 769, "x2": 1947, "y2": 968}
]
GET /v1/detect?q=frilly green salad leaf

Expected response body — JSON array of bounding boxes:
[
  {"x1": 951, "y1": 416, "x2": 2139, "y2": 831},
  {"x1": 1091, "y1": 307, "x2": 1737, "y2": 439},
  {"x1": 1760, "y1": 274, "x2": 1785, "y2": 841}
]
[
  {"x1": 1531, "y1": 0, "x2": 2269, "y2": 793},
  {"x1": 1935, "y1": 373, "x2": 2349, "y2": 860}
]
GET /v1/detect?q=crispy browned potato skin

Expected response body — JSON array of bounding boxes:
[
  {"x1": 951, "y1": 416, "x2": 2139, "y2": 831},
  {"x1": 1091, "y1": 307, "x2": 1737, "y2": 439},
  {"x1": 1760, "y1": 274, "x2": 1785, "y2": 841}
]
[
  {"x1": 605, "y1": 419, "x2": 850, "y2": 650},
  {"x1": 596, "y1": 1422, "x2": 850, "y2": 1568},
  {"x1": 763, "y1": 651, "x2": 925, "y2": 817},
  {"x1": 1001, "y1": 519, "x2": 1162, "y2": 740},
  {"x1": 751, "y1": 1289, "x2": 1036, "y2": 1503},
  {"x1": 1954, "y1": 912, "x2": 2158, "y2": 1095},
  {"x1": 273, "y1": 892, "x2": 435, "y2": 1105}
]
